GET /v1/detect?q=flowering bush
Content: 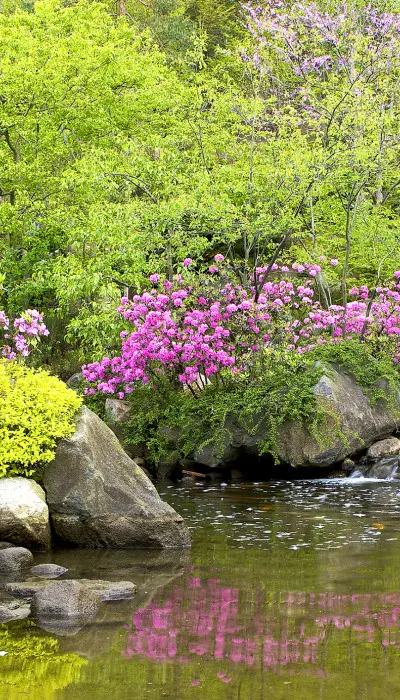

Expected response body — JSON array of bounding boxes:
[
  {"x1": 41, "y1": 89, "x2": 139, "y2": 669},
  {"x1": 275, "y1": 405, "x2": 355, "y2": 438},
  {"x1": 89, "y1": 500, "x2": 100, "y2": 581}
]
[
  {"x1": 243, "y1": 1, "x2": 400, "y2": 78},
  {"x1": 82, "y1": 255, "x2": 400, "y2": 399},
  {"x1": 0, "y1": 309, "x2": 49, "y2": 360}
]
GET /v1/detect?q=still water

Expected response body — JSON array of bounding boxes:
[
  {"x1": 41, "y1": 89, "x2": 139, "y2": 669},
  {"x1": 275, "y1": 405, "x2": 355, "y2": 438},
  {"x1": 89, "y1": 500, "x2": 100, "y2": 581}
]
[{"x1": 3, "y1": 478, "x2": 400, "y2": 699}]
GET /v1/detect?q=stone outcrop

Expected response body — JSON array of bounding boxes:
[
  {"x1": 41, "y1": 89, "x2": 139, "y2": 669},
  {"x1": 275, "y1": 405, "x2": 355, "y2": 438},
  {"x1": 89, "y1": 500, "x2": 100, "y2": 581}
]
[
  {"x1": 66, "y1": 372, "x2": 83, "y2": 390},
  {"x1": 44, "y1": 407, "x2": 190, "y2": 548},
  {"x1": 277, "y1": 367, "x2": 400, "y2": 467},
  {"x1": 0, "y1": 478, "x2": 51, "y2": 550},
  {"x1": 193, "y1": 365, "x2": 400, "y2": 470},
  {"x1": 104, "y1": 398, "x2": 132, "y2": 428},
  {"x1": 104, "y1": 398, "x2": 145, "y2": 461}
]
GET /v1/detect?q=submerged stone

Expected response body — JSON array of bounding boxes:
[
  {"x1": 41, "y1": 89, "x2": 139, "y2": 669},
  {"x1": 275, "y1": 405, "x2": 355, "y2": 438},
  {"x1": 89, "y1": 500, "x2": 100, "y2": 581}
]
[
  {"x1": 6, "y1": 578, "x2": 136, "y2": 602},
  {"x1": 0, "y1": 599, "x2": 31, "y2": 622}
]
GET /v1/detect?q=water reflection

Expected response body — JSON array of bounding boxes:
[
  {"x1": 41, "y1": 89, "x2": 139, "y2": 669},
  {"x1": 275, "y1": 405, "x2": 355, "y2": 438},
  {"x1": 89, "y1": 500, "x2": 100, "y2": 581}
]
[
  {"x1": 122, "y1": 576, "x2": 400, "y2": 672},
  {"x1": 4, "y1": 479, "x2": 400, "y2": 699}
]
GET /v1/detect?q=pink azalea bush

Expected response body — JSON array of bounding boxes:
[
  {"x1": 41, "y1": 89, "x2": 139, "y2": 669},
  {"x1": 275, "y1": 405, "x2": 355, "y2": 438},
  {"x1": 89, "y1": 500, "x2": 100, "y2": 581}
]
[
  {"x1": 82, "y1": 255, "x2": 400, "y2": 398},
  {"x1": 0, "y1": 309, "x2": 49, "y2": 360}
]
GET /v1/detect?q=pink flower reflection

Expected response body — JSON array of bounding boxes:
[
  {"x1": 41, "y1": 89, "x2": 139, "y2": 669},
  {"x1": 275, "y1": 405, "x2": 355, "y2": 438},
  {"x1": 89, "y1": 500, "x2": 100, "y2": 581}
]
[{"x1": 121, "y1": 578, "x2": 400, "y2": 675}]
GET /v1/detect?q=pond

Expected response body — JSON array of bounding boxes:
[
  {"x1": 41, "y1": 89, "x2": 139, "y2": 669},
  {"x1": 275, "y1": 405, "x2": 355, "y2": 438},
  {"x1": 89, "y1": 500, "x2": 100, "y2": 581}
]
[{"x1": 2, "y1": 477, "x2": 400, "y2": 699}]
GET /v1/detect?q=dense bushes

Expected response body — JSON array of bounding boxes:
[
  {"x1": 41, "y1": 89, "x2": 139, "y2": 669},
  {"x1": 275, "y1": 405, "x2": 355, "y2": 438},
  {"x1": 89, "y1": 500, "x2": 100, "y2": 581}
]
[
  {"x1": 0, "y1": 361, "x2": 81, "y2": 477},
  {"x1": 82, "y1": 257, "x2": 400, "y2": 397},
  {"x1": 119, "y1": 352, "x2": 323, "y2": 466},
  {"x1": 113, "y1": 340, "x2": 400, "y2": 468}
]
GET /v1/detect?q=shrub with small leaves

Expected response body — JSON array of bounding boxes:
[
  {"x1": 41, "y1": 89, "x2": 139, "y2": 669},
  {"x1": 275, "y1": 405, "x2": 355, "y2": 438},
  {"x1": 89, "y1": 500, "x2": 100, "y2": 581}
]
[{"x1": 0, "y1": 360, "x2": 82, "y2": 477}]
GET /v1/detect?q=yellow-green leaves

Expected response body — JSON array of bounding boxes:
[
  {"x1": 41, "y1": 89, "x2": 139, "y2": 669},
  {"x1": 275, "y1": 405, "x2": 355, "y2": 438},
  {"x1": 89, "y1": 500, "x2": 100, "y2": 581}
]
[{"x1": 0, "y1": 360, "x2": 82, "y2": 477}]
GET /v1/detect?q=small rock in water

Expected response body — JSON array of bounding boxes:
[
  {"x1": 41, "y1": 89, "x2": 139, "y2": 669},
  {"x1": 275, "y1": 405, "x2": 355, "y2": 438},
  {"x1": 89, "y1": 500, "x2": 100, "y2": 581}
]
[
  {"x1": 31, "y1": 580, "x2": 100, "y2": 628},
  {"x1": 366, "y1": 456, "x2": 398, "y2": 480},
  {"x1": 367, "y1": 437, "x2": 400, "y2": 460},
  {"x1": 30, "y1": 564, "x2": 68, "y2": 579},
  {"x1": 0, "y1": 547, "x2": 33, "y2": 576},
  {"x1": 78, "y1": 579, "x2": 137, "y2": 601},
  {"x1": 342, "y1": 458, "x2": 356, "y2": 474},
  {"x1": 6, "y1": 578, "x2": 136, "y2": 602}
]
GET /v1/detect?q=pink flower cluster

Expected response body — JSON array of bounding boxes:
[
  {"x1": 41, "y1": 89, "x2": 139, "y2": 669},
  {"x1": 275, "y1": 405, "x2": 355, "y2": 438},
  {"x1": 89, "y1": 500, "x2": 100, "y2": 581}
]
[
  {"x1": 82, "y1": 255, "x2": 400, "y2": 398},
  {"x1": 0, "y1": 309, "x2": 49, "y2": 360}
]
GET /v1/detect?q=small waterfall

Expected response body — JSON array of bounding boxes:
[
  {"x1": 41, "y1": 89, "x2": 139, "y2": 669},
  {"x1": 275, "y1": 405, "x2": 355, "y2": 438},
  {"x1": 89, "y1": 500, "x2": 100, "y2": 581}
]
[
  {"x1": 349, "y1": 456, "x2": 399, "y2": 481},
  {"x1": 348, "y1": 469, "x2": 365, "y2": 479}
]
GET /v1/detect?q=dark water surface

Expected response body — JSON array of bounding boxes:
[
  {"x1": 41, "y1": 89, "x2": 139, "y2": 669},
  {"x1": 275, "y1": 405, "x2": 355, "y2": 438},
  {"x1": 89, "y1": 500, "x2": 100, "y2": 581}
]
[{"x1": 3, "y1": 478, "x2": 400, "y2": 699}]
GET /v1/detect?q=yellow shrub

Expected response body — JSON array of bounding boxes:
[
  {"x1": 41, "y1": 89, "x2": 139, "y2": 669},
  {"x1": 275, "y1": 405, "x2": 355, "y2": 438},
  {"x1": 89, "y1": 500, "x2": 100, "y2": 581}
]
[{"x1": 0, "y1": 360, "x2": 82, "y2": 477}]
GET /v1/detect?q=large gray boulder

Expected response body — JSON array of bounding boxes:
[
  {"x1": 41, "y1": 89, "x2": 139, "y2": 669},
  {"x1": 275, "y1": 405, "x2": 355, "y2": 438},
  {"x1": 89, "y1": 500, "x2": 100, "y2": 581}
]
[
  {"x1": 44, "y1": 407, "x2": 190, "y2": 548},
  {"x1": 0, "y1": 478, "x2": 51, "y2": 550},
  {"x1": 194, "y1": 365, "x2": 400, "y2": 470},
  {"x1": 277, "y1": 366, "x2": 400, "y2": 467}
]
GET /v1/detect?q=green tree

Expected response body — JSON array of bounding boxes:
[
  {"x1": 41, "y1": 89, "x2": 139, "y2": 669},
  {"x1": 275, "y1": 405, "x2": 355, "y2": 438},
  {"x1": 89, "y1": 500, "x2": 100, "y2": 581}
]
[{"x1": 0, "y1": 0, "x2": 189, "y2": 364}]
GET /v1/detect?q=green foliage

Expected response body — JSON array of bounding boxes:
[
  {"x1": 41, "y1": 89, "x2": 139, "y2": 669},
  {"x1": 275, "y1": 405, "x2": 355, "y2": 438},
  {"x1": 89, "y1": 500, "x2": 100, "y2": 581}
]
[
  {"x1": 120, "y1": 340, "x2": 400, "y2": 467},
  {"x1": 123, "y1": 353, "x2": 325, "y2": 465},
  {"x1": 0, "y1": 360, "x2": 82, "y2": 477},
  {"x1": 313, "y1": 340, "x2": 400, "y2": 409},
  {"x1": 112, "y1": 0, "x2": 241, "y2": 59},
  {"x1": 0, "y1": 0, "x2": 187, "y2": 360},
  {"x1": 2, "y1": 0, "x2": 400, "y2": 369}
]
